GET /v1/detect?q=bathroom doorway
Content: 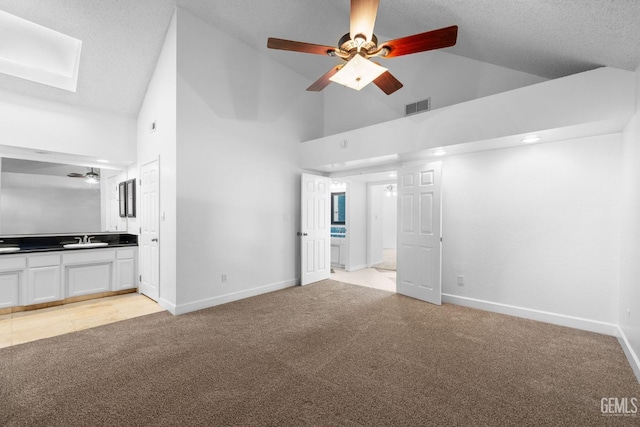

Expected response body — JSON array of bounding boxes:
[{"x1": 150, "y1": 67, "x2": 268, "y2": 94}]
[{"x1": 368, "y1": 179, "x2": 398, "y2": 272}]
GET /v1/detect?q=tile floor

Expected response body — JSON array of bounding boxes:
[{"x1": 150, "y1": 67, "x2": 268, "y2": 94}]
[
  {"x1": 331, "y1": 267, "x2": 396, "y2": 293},
  {"x1": 0, "y1": 293, "x2": 164, "y2": 349},
  {"x1": 372, "y1": 248, "x2": 397, "y2": 271}
]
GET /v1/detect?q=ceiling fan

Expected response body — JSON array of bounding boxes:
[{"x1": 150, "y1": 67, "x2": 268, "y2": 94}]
[
  {"x1": 67, "y1": 167, "x2": 100, "y2": 184},
  {"x1": 267, "y1": 0, "x2": 458, "y2": 95}
]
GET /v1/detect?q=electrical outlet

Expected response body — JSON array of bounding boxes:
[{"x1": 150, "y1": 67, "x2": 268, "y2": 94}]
[
  {"x1": 221, "y1": 274, "x2": 227, "y2": 283},
  {"x1": 457, "y1": 275, "x2": 464, "y2": 286}
]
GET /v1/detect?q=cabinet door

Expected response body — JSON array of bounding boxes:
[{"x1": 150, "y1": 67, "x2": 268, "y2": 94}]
[
  {"x1": 28, "y1": 266, "x2": 62, "y2": 305},
  {"x1": 115, "y1": 258, "x2": 136, "y2": 291},
  {"x1": 331, "y1": 244, "x2": 340, "y2": 265},
  {"x1": 0, "y1": 271, "x2": 21, "y2": 308},
  {"x1": 67, "y1": 263, "x2": 112, "y2": 298}
]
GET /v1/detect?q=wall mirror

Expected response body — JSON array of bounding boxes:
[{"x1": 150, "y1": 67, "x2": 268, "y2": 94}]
[
  {"x1": 331, "y1": 192, "x2": 346, "y2": 225},
  {"x1": 0, "y1": 157, "x2": 128, "y2": 235}
]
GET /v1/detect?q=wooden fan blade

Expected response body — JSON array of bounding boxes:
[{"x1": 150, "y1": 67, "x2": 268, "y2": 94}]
[
  {"x1": 350, "y1": 0, "x2": 379, "y2": 41},
  {"x1": 307, "y1": 66, "x2": 342, "y2": 92},
  {"x1": 267, "y1": 38, "x2": 336, "y2": 56},
  {"x1": 373, "y1": 71, "x2": 403, "y2": 95},
  {"x1": 380, "y1": 25, "x2": 458, "y2": 58}
]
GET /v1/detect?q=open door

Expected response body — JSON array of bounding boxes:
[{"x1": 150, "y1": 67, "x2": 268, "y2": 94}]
[
  {"x1": 300, "y1": 173, "x2": 331, "y2": 285},
  {"x1": 396, "y1": 162, "x2": 442, "y2": 304}
]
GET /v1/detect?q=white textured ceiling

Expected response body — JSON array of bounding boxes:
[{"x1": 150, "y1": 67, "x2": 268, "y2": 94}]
[{"x1": 0, "y1": 0, "x2": 639, "y2": 117}]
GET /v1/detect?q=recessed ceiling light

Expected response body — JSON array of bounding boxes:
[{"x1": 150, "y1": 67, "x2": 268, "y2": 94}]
[
  {"x1": 433, "y1": 149, "x2": 447, "y2": 156},
  {"x1": 0, "y1": 10, "x2": 82, "y2": 92},
  {"x1": 521, "y1": 136, "x2": 541, "y2": 144},
  {"x1": 96, "y1": 159, "x2": 109, "y2": 163}
]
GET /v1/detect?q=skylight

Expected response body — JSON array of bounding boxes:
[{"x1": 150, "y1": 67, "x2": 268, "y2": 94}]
[{"x1": 0, "y1": 10, "x2": 82, "y2": 92}]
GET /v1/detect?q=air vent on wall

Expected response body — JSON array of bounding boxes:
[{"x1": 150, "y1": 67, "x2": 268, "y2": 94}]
[{"x1": 405, "y1": 97, "x2": 431, "y2": 116}]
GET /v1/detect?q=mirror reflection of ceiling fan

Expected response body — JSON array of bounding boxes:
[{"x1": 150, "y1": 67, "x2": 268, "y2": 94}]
[
  {"x1": 267, "y1": 0, "x2": 458, "y2": 95},
  {"x1": 67, "y1": 167, "x2": 100, "y2": 184}
]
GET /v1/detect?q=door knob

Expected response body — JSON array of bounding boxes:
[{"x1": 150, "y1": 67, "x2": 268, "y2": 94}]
[{"x1": 151, "y1": 238, "x2": 158, "y2": 242}]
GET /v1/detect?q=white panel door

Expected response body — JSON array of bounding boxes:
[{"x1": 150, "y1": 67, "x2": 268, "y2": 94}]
[
  {"x1": 301, "y1": 173, "x2": 330, "y2": 286},
  {"x1": 140, "y1": 159, "x2": 160, "y2": 301},
  {"x1": 396, "y1": 162, "x2": 442, "y2": 305}
]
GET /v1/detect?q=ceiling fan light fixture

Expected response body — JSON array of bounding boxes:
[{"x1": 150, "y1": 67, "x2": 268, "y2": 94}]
[
  {"x1": 84, "y1": 175, "x2": 99, "y2": 184},
  {"x1": 329, "y1": 54, "x2": 386, "y2": 91},
  {"x1": 84, "y1": 168, "x2": 99, "y2": 184}
]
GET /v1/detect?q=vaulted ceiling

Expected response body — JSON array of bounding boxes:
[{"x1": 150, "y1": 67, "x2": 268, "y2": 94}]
[{"x1": 0, "y1": 0, "x2": 639, "y2": 117}]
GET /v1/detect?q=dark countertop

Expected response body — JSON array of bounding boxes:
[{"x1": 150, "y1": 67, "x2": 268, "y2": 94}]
[{"x1": 0, "y1": 233, "x2": 138, "y2": 256}]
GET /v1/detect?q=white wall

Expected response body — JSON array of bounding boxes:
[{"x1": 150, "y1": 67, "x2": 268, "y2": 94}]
[
  {"x1": 346, "y1": 180, "x2": 367, "y2": 271},
  {"x1": 136, "y1": 9, "x2": 177, "y2": 309},
  {"x1": 619, "y1": 64, "x2": 640, "y2": 372},
  {"x1": 0, "y1": 88, "x2": 135, "y2": 164},
  {"x1": 323, "y1": 50, "x2": 546, "y2": 136},
  {"x1": 441, "y1": 135, "x2": 621, "y2": 325},
  {"x1": 174, "y1": 8, "x2": 323, "y2": 313},
  {"x1": 300, "y1": 67, "x2": 635, "y2": 170}
]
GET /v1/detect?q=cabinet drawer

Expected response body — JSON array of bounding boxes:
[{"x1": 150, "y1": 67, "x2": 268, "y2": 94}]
[
  {"x1": 0, "y1": 256, "x2": 26, "y2": 271},
  {"x1": 29, "y1": 254, "x2": 61, "y2": 268},
  {"x1": 63, "y1": 250, "x2": 115, "y2": 264},
  {"x1": 117, "y1": 248, "x2": 136, "y2": 260}
]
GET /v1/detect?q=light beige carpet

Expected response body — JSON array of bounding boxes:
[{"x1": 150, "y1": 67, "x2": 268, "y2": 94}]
[{"x1": 1, "y1": 280, "x2": 639, "y2": 426}]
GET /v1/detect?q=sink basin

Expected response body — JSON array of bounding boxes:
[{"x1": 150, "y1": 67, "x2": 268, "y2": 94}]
[
  {"x1": 63, "y1": 242, "x2": 109, "y2": 249},
  {"x1": 0, "y1": 247, "x2": 20, "y2": 253}
]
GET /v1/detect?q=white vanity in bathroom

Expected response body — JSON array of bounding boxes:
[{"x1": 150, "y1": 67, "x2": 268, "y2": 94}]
[
  {"x1": 0, "y1": 247, "x2": 136, "y2": 309},
  {"x1": 0, "y1": 234, "x2": 138, "y2": 312}
]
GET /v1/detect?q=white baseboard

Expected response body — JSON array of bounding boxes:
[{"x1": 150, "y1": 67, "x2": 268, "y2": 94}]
[
  {"x1": 157, "y1": 297, "x2": 177, "y2": 315},
  {"x1": 441, "y1": 293, "x2": 619, "y2": 336},
  {"x1": 173, "y1": 278, "x2": 298, "y2": 315},
  {"x1": 617, "y1": 326, "x2": 640, "y2": 383},
  {"x1": 346, "y1": 264, "x2": 368, "y2": 272}
]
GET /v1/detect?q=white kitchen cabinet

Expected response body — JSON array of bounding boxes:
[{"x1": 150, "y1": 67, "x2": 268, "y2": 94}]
[
  {"x1": 330, "y1": 238, "x2": 348, "y2": 268},
  {"x1": 66, "y1": 263, "x2": 112, "y2": 297},
  {"x1": 27, "y1": 254, "x2": 62, "y2": 305},
  {"x1": 115, "y1": 248, "x2": 136, "y2": 291},
  {"x1": 0, "y1": 273, "x2": 21, "y2": 309},
  {"x1": 64, "y1": 250, "x2": 115, "y2": 298},
  {"x1": 0, "y1": 256, "x2": 26, "y2": 308},
  {"x1": 0, "y1": 246, "x2": 138, "y2": 309}
]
